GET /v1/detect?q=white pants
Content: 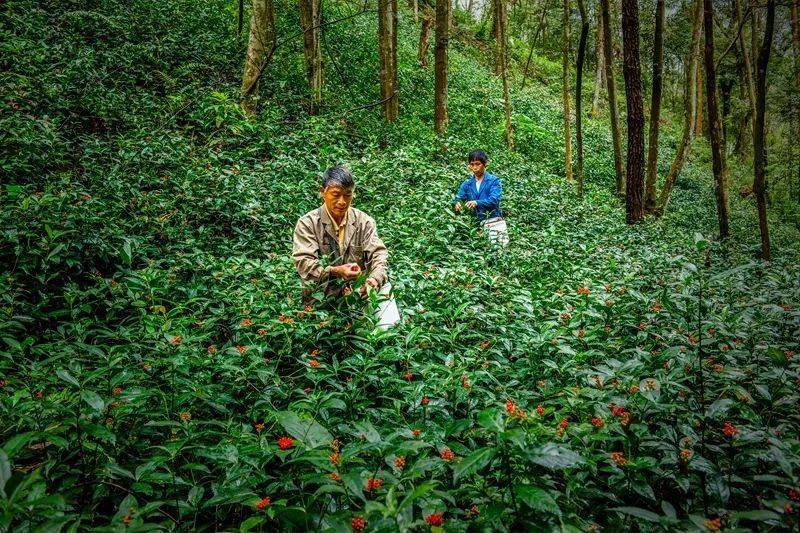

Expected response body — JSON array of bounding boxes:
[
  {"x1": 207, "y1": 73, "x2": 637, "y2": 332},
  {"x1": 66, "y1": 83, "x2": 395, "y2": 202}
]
[{"x1": 481, "y1": 217, "x2": 509, "y2": 247}]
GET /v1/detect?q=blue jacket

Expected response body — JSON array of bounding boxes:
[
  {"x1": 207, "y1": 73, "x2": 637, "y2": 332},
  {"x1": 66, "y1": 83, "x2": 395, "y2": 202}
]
[{"x1": 454, "y1": 172, "x2": 503, "y2": 221}]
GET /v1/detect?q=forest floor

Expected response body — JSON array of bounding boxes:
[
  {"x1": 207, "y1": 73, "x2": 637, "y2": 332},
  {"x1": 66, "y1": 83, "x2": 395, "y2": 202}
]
[{"x1": 1, "y1": 0, "x2": 799, "y2": 530}]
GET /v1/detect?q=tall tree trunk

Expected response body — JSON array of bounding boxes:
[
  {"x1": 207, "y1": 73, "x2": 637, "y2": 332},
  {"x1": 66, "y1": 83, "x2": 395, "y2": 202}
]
[
  {"x1": 643, "y1": 0, "x2": 664, "y2": 213},
  {"x1": 419, "y1": 5, "x2": 433, "y2": 67},
  {"x1": 591, "y1": 7, "x2": 605, "y2": 118},
  {"x1": 379, "y1": 0, "x2": 399, "y2": 121},
  {"x1": 621, "y1": 0, "x2": 644, "y2": 223},
  {"x1": 299, "y1": 0, "x2": 323, "y2": 114},
  {"x1": 392, "y1": 0, "x2": 399, "y2": 117},
  {"x1": 414, "y1": 0, "x2": 419, "y2": 23},
  {"x1": 240, "y1": 0, "x2": 276, "y2": 115},
  {"x1": 702, "y1": 0, "x2": 730, "y2": 238},
  {"x1": 562, "y1": 0, "x2": 573, "y2": 183},
  {"x1": 521, "y1": 0, "x2": 549, "y2": 89},
  {"x1": 733, "y1": 0, "x2": 756, "y2": 137},
  {"x1": 695, "y1": 60, "x2": 703, "y2": 136},
  {"x1": 792, "y1": 0, "x2": 800, "y2": 85},
  {"x1": 434, "y1": 0, "x2": 450, "y2": 134},
  {"x1": 496, "y1": 0, "x2": 514, "y2": 149},
  {"x1": 601, "y1": 0, "x2": 624, "y2": 195},
  {"x1": 656, "y1": 0, "x2": 702, "y2": 217},
  {"x1": 576, "y1": 0, "x2": 589, "y2": 196},
  {"x1": 753, "y1": 0, "x2": 774, "y2": 260}
]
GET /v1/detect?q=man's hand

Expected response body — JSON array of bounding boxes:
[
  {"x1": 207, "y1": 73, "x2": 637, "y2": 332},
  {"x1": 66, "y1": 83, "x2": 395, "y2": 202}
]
[
  {"x1": 331, "y1": 263, "x2": 361, "y2": 280},
  {"x1": 454, "y1": 202, "x2": 462, "y2": 212},
  {"x1": 359, "y1": 277, "x2": 379, "y2": 297},
  {"x1": 465, "y1": 200, "x2": 478, "y2": 209}
]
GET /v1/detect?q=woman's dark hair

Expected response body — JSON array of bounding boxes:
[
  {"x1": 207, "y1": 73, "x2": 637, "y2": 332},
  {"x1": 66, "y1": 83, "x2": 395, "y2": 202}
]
[
  {"x1": 321, "y1": 166, "x2": 356, "y2": 189},
  {"x1": 468, "y1": 150, "x2": 488, "y2": 164}
]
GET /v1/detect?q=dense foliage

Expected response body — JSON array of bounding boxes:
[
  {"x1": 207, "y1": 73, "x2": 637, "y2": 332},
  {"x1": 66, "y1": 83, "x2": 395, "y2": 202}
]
[{"x1": 1, "y1": 0, "x2": 798, "y2": 530}]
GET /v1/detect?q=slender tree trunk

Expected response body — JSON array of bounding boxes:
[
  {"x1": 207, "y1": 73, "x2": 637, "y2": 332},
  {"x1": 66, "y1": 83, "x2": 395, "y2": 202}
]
[
  {"x1": 496, "y1": 0, "x2": 514, "y2": 149},
  {"x1": 695, "y1": 60, "x2": 703, "y2": 136},
  {"x1": 601, "y1": 0, "x2": 624, "y2": 195},
  {"x1": 644, "y1": 0, "x2": 664, "y2": 213},
  {"x1": 392, "y1": 0, "x2": 399, "y2": 118},
  {"x1": 562, "y1": 0, "x2": 573, "y2": 183},
  {"x1": 240, "y1": 0, "x2": 276, "y2": 115},
  {"x1": 656, "y1": 0, "x2": 702, "y2": 216},
  {"x1": 419, "y1": 6, "x2": 433, "y2": 67},
  {"x1": 733, "y1": 0, "x2": 756, "y2": 137},
  {"x1": 621, "y1": 0, "x2": 644, "y2": 223},
  {"x1": 703, "y1": 0, "x2": 730, "y2": 238},
  {"x1": 591, "y1": 7, "x2": 605, "y2": 118},
  {"x1": 792, "y1": 0, "x2": 800, "y2": 85},
  {"x1": 521, "y1": 0, "x2": 549, "y2": 89},
  {"x1": 576, "y1": 0, "x2": 589, "y2": 196},
  {"x1": 414, "y1": 0, "x2": 419, "y2": 22},
  {"x1": 299, "y1": 0, "x2": 323, "y2": 113},
  {"x1": 753, "y1": 0, "x2": 774, "y2": 260},
  {"x1": 434, "y1": 0, "x2": 451, "y2": 134}
]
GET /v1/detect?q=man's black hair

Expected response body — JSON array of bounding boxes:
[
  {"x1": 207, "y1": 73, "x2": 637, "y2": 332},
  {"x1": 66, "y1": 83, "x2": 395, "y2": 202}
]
[
  {"x1": 468, "y1": 150, "x2": 488, "y2": 164},
  {"x1": 322, "y1": 166, "x2": 355, "y2": 189}
]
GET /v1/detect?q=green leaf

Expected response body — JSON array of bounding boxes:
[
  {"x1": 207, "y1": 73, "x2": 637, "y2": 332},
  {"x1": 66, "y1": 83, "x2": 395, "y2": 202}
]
[
  {"x1": 611, "y1": 506, "x2": 661, "y2": 522},
  {"x1": 731, "y1": 510, "x2": 780, "y2": 521},
  {"x1": 398, "y1": 481, "x2": 436, "y2": 512},
  {"x1": 240, "y1": 516, "x2": 265, "y2": 532},
  {"x1": 476, "y1": 408, "x2": 504, "y2": 433},
  {"x1": 56, "y1": 369, "x2": 80, "y2": 388},
  {"x1": 0, "y1": 450, "x2": 10, "y2": 495},
  {"x1": 453, "y1": 447, "x2": 494, "y2": 482},
  {"x1": 515, "y1": 485, "x2": 561, "y2": 516},
  {"x1": 526, "y1": 444, "x2": 584, "y2": 470},
  {"x1": 276, "y1": 411, "x2": 333, "y2": 449},
  {"x1": 81, "y1": 390, "x2": 105, "y2": 413}
]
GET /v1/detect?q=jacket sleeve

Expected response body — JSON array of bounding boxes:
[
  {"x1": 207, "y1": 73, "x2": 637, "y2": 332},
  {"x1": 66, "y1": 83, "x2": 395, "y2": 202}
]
[
  {"x1": 362, "y1": 216, "x2": 388, "y2": 287},
  {"x1": 453, "y1": 179, "x2": 470, "y2": 204},
  {"x1": 476, "y1": 178, "x2": 502, "y2": 211},
  {"x1": 292, "y1": 216, "x2": 331, "y2": 287}
]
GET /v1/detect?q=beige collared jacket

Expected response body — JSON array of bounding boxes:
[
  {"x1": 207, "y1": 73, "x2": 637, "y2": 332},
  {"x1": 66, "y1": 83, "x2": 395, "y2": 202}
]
[{"x1": 292, "y1": 206, "x2": 389, "y2": 295}]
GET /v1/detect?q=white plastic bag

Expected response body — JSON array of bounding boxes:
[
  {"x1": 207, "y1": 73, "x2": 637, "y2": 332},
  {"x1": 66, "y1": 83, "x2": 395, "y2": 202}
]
[{"x1": 374, "y1": 282, "x2": 400, "y2": 330}]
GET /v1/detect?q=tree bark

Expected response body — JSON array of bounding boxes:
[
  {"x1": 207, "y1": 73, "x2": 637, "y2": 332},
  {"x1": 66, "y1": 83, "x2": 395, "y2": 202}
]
[
  {"x1": 695, "y1": 60, "x2": 703, "y2": 136},
  {"x1": 562, "y1": 0, "x2": 573, "y2": 183},
  {"x1": 621, "y1": 0, "x2": 644, "y2": 223},
  {"x1": 240, "y1": 0, "x2": 275, "y2": 115},
  {"x1": 576, "y1": 0, "x2": 589, "y2": 196},
  {"x1": 792, "y1": 0, "x2": 799, "y2": 85},
  {"x1": 643, "y1": 0, "x2": 664, "y2": 213},
  {"x1": 496, "y1": 0, "x2": 514, "y2": 149},
  {"x1": 702, "y1": 0, "x2": 730, "y2": 238},
  {"x1": 419, "y1": 5, "x2": 433, "y2": 67},
  {"x1": 434, "y1": 0, "x2": 451, "y2": 134},
  {"x1": 601, "y1": 0, "x2": 624, "y2": 195},
  {"x1": 591, "y1": 7, "x2": 605, "y2": 118},
  {"x1": 521, "y1": 0, "x2": 549, "y2": 89},
  {"x1": 379, "y1": 0, "x2": 399, "y2": 121},
  {"x1": 655, "y1": 0, "x2": 702, "y2": 217},
  {"x1": 733, "y1": 0, "x2": 756, "y2": 139},
  {"x1": 753, "y1": 0, "x2": 774, "y2": 260},
  {"x1": 299, "y1": 0, "x2": 323, "y2": 114}
]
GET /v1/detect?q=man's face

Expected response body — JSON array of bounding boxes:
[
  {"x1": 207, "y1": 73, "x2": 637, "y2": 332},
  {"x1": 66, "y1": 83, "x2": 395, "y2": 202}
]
[
  {"x1": 322, "y1": 185, "x2": 354, "y2": 219},
  {"x1": 469, "y1": 159, "x2": 487, "y2": 178}
]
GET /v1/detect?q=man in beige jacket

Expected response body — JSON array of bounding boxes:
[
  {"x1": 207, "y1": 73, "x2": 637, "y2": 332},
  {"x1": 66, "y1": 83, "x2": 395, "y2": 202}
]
[{"x1": 292, "y1": 166, "x2": 389, "y2": 299}]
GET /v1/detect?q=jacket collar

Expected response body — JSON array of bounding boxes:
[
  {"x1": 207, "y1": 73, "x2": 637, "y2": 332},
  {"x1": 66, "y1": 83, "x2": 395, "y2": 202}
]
[{"x1": 319, "y1": 206, "x2": 358, "y2": 251}]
